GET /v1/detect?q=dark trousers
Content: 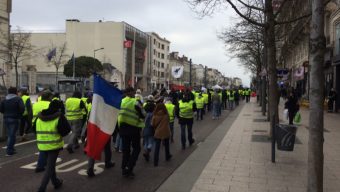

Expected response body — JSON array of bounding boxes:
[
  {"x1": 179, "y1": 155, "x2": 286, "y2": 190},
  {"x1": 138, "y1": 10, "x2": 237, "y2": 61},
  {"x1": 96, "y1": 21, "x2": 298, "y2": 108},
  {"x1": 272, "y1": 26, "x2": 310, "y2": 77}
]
[
  {"x1": 196, "y1": 108, "x2": 203, "y2": 120},
  {"x1": 288, "y1": 111, "x2": 296, "y2": 125},
  {"x1": 180, "y1": 123, "x2": 193, "y2": 148},
  {"x1": 19, "y1": 115, "x2": 31, "y2": 136},
  {"x1": 121, "y1": 133, "x2": 141, "y2": 171},
  {"x1": 88, "y1": 137, "x2": 112, "y2": 170},
  {"x1": 246, "y1": 96, "x2": 250, "y2": 102},
  {"x1": 223, "y1": 100, "x2": 227, "y2": 110},
  {"x1": 38, "y1": 150, "x2": 61, "y2": 192},
  {"x1": 4, "y1": 118, "x2": 20, "y2": 155},
  {"x1": 169, "y1": 122, "x2": 174, "y2": 142},
  {"x1": 328, "y1": 99, "x2": 334, "y2": 112},
  {"x1": 154, "y1": 138, "x2": 171, "y2": 165},
  {"x1": 37, "y1": 151, "x2": 47, "y2": 169}
]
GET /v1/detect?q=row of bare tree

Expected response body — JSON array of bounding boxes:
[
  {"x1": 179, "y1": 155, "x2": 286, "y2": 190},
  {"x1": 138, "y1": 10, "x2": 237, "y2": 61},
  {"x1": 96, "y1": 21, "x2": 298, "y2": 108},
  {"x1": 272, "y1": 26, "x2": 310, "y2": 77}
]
[{"x1": 185, "y1": 0, "x2": 327, "y2": 191}]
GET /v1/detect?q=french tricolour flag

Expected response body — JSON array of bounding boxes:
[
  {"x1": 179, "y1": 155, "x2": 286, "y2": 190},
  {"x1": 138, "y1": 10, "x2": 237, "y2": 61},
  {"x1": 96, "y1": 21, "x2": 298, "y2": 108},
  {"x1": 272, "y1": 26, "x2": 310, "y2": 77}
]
[{"x1": 84, "y1": 75, "x2": 123, "y2": 160}]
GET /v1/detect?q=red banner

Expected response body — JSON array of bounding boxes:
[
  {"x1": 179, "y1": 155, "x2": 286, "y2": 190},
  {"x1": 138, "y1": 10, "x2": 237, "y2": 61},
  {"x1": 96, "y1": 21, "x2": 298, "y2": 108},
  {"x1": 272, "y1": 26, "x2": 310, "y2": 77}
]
[{"x1": 124, "y1": 40, "x2": 132, "y2": 48}]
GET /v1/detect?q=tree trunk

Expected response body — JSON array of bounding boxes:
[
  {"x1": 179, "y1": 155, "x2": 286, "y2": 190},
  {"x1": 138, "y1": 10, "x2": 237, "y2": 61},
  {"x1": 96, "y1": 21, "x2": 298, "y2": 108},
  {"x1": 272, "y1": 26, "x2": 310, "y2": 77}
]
[
  {"x1": 308, "y1": 0, "x2": 325, "y2": 191},
  {"x1": 55, "y1": 67, "x2": 59, "y2": 91},
  {"x1": 265, "y1": 0, "x2": 279, "y2": 125},
  {"x1": 15, "y1": 62, "x2": 19, "y2": 88}
]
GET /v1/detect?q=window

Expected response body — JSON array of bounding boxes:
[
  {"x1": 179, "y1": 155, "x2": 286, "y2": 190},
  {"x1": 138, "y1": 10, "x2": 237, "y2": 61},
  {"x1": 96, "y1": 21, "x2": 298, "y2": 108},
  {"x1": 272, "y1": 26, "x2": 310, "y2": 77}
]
[
  {"x1": 161, "y1": 54, "x2": 164, "y2": 59},
  {"x1": 336, "y1": 23, "x2": 340, "y2": 55},
  {"x1": 161, "y1": 44, "x2": 164, "y2": 50},
  {"x1": 158, "y1": 62, "x2": 160, "y2": 67},
  {"x1": 167, "y1": 46, "x2": 169, "y2": 51},
  {"x1": 158, "y1": 71, "x2": 160, "y2": 77},
  {"x1": 154, "y1": 39, "x2": 156, "y2": 44},
  {"x1": 158, "y1": 43, "x2": 160, "y2": 48},
  {"x1": 158, "y1": 53, "x2": 160, "y2": 58},
  {"x1": 153, "y1": 49, "x2": 156, "y2": 55},
  {"x1": 161, "y1": 63, "x2": 164, "y2": 68},
  {"x1": 161, "y1": 72, "x2": 164, "y2": 77}
]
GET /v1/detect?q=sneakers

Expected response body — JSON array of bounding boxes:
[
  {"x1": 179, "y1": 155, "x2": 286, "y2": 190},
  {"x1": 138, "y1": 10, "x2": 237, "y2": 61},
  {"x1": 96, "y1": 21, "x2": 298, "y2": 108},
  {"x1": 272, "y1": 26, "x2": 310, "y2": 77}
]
[
  {"x1": 143, "y1": 153, "x2": 150, "y2": 162},
  {"x1": 105, "y1": 162, "x2": 115, "y2": 169},
  {"x1": 87, "y1": 169, "x2": 95, "y2": 178},
  {"x1": 189, "y1": 139, "x2": 195, "y2": 146},
  {"x1": 122, "y1": 167, "x2": 135, "y2": 178},
  {"x1": 66, "y1": 147, "x2": 74, "y2": 154},
  {"x1": 5, "y1": 151, "x2": 17, "y2": 156},
  {"x1": 35, "y1": 167, "x2": 45, "y2": 173},
  {"x1": 166, "y1": 154, "x2": 172, "y2": 161},
  {"x1": 54, "y1": 179, "x2": 63, "y2": 189}
]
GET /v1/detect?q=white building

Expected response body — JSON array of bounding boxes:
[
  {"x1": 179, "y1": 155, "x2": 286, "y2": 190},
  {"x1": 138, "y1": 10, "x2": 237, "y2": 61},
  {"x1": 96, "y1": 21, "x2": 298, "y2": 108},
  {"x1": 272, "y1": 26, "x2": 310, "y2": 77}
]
[
  {"x1": 16, "y1": 19, "x2": 151, "y2": 92},
  {"x1": 148, "y1": 32, "x2": 170, "y2": 90}
]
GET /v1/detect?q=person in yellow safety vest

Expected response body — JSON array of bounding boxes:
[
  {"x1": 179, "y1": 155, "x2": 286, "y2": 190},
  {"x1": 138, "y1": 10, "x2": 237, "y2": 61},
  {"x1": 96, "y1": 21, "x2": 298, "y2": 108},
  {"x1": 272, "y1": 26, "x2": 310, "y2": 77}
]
[
  {"x1": 33, "y1": 100, "x2": 71, "y2": 192},
  {"x1": 165, "y1": 98, "x2": 175, "y2": 142},
  {"x1": 202, "y1": 92, "x2": 209, "y2": 115},
  {"x1": 65, "y1": 91, "x2": 87, "y2": 154},
  {"x1": 31, "y1": 90, "x2": 53, "y2": 173},
  {"x1": 18, "y1": 88, "x2": 32, "y2": 141},
  {"x1": 175, "y1": 91, "x2": 196, "y2": 150},
  {"x1": 229, "y1": 90, "x2": 235, "y2": 109},
  {"x1": 195, "y1": 93, "x2": 205, "y2": 121},
  {"x1": 238, "y1": 89, "x2": 243, "y2": 100},
  {"x1": 246, "y1": 88, "x2": 251, "y2": 103},
  {"x1": 118, "y1": 87, "x2": 145, "y2": 178}
]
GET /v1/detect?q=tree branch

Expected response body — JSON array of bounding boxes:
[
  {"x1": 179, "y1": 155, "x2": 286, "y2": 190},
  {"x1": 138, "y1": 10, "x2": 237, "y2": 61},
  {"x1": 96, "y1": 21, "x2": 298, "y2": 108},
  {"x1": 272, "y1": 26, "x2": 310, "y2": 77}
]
[
  {"x1": 225, "y1": 0, "x2": 266, "y2": 27},
  {"x1": 235, "y1": 0, "x2": 264, "y2": 12},
  {"x1": 275, "y1": 13, "x2": 311, "y2": 25}
]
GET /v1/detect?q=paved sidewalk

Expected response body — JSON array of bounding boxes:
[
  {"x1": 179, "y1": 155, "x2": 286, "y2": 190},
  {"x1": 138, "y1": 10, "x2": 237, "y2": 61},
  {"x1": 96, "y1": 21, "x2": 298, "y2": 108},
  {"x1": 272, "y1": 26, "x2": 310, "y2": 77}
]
[{"x1": 159, "y1": 98, "x2": 340, "y2": 192}]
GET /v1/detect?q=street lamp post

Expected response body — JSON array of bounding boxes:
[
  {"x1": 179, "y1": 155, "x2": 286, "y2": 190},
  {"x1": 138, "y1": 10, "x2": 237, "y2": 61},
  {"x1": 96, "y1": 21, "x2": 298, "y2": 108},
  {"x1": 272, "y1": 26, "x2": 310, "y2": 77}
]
[{"x1": 90, "y1": 47, "x2": 104, "y2": 90}]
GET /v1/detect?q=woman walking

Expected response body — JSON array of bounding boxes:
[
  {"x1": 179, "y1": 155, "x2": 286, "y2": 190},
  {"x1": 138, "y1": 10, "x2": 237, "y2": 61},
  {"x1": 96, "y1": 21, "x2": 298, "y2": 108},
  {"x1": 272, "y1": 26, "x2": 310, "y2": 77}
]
[{"x1": 152, "y1": 97, "x2": 172, "y2": 166}]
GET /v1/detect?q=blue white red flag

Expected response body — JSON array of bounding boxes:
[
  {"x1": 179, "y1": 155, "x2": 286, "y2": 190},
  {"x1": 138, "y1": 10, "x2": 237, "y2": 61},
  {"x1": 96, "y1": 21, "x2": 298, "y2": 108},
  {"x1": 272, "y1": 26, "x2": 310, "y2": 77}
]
[
  {"x1": 84, "y1": 75, "x2": 123, "y2": 160},
  {"x1": 46, "y1": 48, "x2": 56, "y2": 61}
]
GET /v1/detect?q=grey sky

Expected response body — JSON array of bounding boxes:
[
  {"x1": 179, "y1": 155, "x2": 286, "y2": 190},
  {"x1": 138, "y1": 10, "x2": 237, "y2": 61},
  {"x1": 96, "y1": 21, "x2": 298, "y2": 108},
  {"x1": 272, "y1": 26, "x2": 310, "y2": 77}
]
[{"x1": 11, "y1": 0, "x2": 250, "y2": 86}]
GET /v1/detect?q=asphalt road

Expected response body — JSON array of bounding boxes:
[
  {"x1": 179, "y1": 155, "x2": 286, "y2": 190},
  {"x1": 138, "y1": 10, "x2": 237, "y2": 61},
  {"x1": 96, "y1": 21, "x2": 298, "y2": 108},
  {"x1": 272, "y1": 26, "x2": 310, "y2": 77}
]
[{"x1": 0, "y1": 108, "x2": 234, "y2": 192}]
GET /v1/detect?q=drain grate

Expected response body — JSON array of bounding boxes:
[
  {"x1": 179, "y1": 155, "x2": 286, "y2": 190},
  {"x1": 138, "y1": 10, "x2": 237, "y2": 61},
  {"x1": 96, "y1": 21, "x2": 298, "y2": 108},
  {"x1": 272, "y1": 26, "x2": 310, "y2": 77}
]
[
  {"x1": 253, "y1": 119, "x2": 267, "y2": 122},
  {"x1": 251, "y1": 135, "x2": 302, "y2": 144}
]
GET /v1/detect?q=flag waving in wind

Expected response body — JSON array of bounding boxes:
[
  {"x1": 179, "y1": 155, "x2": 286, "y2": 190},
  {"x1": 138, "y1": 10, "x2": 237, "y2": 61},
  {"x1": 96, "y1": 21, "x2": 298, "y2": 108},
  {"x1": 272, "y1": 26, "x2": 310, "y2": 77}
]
[
  {"x1": 46, "y1": 48, "x2": 56, "y2": 61},
  {"x1": 84, "y1": 75, "x2": 123, "y2": 160}
]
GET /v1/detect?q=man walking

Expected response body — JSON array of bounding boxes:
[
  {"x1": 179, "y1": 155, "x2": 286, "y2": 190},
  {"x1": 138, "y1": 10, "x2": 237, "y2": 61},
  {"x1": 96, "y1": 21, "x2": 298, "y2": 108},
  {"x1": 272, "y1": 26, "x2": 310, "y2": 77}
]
[
  {"x1": 0, "y1": 87, "x2": 25, "y2": 156},
  {"x1": 65, "y1": 91, "x2": 87, "y2": 153},
  {"x1": 18, "y1": 88, "x2": 32, "y2": 141},
  {"x1": 118, "y1": 87, "x2": 145, "y2": 177}
]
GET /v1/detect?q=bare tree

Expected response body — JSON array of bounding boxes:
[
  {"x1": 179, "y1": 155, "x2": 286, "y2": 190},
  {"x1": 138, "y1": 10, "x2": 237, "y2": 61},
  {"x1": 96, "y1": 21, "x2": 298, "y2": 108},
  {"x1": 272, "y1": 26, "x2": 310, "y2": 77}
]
[
  {"x1": 0, "y1": 27, "x2": 37, "y2": 88},
  {"x1": 47, "y1": 42, "x2": 68, "y2": 91},
  {"x1": 308, "y1": 0, "x2": 325, "y2": 191}
]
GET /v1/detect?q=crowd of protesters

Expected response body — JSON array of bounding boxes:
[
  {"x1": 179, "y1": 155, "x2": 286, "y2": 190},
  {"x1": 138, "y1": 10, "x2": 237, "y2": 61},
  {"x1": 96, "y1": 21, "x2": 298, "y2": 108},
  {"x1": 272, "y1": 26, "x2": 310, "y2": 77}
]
[{"x1": 0, "y1": 85, "x2": 253, "y2": 192}]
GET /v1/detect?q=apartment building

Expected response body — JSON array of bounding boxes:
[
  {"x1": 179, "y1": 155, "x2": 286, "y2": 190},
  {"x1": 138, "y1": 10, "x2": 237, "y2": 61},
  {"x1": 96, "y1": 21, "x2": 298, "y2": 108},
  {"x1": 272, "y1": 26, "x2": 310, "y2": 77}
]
[{"x1": 148, "y1": 32, "x2": 170, "y2": 90}]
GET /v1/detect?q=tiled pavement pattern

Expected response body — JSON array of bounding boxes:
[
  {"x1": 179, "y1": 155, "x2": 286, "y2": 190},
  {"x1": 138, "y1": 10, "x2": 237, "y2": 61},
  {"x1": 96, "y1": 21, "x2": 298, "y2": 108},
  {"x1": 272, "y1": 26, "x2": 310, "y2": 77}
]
[{"x1": 188, "y1": 99, "x2": 340, "y2": 192}]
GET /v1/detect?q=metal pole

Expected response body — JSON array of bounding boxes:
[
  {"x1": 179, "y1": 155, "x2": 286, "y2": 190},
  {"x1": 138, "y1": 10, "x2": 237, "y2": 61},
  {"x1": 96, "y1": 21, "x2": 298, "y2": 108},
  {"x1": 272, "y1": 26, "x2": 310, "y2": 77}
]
[
  {"x1": 189, "y1": 58, "x2": 192, "y2": 87},
  {"x1": 72, "y1": 53, "x2": 75, "y2": 79},
  {"x1": 271, "y1": 113, "x2": 276, "y2": 163}
]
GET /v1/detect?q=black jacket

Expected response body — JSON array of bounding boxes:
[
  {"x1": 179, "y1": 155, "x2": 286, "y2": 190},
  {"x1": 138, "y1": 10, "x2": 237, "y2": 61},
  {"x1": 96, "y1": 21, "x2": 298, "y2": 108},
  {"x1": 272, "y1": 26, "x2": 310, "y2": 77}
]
[
  {"x1": 0, "y1": 94, "x2": 25, "y2": 119},
  {"x1": 33, "y1": 110, "x2": 71, "y2": 137}
]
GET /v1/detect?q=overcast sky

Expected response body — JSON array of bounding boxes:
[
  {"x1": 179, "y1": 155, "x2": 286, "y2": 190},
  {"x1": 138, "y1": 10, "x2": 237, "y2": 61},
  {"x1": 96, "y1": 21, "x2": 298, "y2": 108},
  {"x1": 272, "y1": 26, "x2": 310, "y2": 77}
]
[{"x1": 11, "y1": 0, "x2": 250, "y2": 86}]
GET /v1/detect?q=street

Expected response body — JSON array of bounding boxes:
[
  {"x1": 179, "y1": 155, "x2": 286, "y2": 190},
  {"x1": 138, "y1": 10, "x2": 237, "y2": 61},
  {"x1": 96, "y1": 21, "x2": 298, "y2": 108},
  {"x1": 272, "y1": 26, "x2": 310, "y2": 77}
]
[{"x1": 0, "y1": 107, "x2": 233, "y2": 192}]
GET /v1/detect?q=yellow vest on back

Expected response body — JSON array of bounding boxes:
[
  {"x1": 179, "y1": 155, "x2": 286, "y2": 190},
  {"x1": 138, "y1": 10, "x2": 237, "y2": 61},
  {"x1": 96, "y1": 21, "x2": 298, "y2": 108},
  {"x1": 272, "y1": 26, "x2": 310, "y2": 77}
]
[
  {"x1": 33, "y1": 101, "x2": 50, "y2": 123},
  {"x1": 65, "y1": 97, "x2": 82, "y2": 120},
  {"x1": 118, "y1": 97, "x2": 144, "y2": 128},
  {"x1": 179, "y1": 100, "x2": 194, "y2": 119},
  {"x1": 195, "y1": 97, "x2": 204, "y2": 109},
  {"x1": 165, "y1": 103, "x2": 175, "y2": 123},
  {"x1": 21, "y1": 95, "x2": 30, "y2": 116},
  {"x1": 36, "y1": 117, "x2": 64, "y2": 151}
]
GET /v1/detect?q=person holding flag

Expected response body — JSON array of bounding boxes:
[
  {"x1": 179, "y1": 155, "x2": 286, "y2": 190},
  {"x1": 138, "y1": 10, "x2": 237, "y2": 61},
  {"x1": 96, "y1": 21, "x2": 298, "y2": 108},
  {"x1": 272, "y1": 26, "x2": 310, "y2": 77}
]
[
  {"x1": 118, "y1": 87, "x2": 145, "y2": 177},
  {"x1": 84, "y1": 75, "x2": 123, "y2": 177}
]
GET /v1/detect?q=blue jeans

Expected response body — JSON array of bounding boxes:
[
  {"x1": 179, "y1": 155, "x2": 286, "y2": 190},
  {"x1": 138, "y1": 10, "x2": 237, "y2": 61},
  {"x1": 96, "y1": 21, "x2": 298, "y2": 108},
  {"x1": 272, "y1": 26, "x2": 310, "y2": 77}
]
[
  {"x1": 37, "y1": 151, "x2": 47, "y2": 169},
  {"x1": 143, "y1": 136, "x2": 154, "y2": 151},
  {"x1": 154, "y1": 138, "x2": 170, "y2": 165},
  {"x1": 115, "y1": 134, "x2": 123, "y2": 152},
  {"x1": 212, "y1": 103, "x2": 219, "y2": 118},
  {"x1": 5, "y1": 118, "x2": 20, "y2": 155},
  {"x1": 180, "y1": 123, "x2": 193, "y2": 148}
]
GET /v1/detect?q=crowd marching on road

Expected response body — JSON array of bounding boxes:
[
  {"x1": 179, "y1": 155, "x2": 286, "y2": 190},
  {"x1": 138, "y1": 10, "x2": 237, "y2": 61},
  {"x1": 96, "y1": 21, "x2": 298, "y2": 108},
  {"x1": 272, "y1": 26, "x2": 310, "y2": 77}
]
[{"x1": 0, "y1": 84, "x2": 254, "y2": 192}]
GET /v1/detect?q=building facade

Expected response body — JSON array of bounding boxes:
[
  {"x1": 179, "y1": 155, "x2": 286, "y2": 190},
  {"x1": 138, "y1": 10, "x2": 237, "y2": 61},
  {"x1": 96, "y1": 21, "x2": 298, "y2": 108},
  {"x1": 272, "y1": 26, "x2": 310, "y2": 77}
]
[{"x1": 148, "y1": 32, "x2": 170, "y2": 90}]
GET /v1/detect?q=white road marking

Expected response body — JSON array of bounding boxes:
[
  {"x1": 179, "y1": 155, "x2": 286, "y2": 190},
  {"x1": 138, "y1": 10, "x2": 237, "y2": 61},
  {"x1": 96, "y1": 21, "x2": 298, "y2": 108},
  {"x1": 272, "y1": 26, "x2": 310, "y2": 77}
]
[{"x1": 2, "y1": 140, "x2": 36, "y2": 149}]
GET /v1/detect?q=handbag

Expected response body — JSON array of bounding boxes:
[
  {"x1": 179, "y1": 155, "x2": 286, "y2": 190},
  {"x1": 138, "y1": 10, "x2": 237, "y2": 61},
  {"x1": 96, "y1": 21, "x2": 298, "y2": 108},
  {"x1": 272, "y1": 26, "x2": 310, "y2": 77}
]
[{"x1": 294, "y1": 112, "x2": 301, "y2": 124}]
